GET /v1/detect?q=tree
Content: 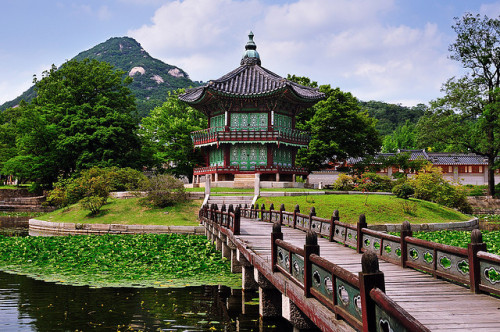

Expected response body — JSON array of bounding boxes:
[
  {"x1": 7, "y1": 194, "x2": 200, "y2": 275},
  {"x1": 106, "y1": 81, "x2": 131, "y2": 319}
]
[
  {"x1": 381, "y1": 120, "x2": 418, "y2": 152},
  {"x1": 3, "y1": 59, "x2": 142, "y2": 189},
  {"x1": 417, "y1": 13, "x2": 500, "y2": 195},
  {"x1": 288, "y1": 76, "x2": 381, "y2": 170},
  {"x1": 140, "y1": 89, "x2": 206, "y2": 178}
]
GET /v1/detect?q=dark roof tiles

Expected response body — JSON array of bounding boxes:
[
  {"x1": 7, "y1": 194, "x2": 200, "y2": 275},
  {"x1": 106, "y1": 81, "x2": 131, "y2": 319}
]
[{"x1": 179, "y1": 64, "x2": 324, "y2": 103}]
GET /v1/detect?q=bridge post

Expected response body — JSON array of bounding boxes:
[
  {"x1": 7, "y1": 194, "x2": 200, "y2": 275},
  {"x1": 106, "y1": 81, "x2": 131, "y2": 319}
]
[
  {"x1": 233, "y1": 206, "x2": 240, "y2": 235},
  {"x1": 293, "y1": 205, "x2": 300, "y2": 229},
  {"x1": 260, "y1": 204, "x2": 266, "y2": 220},
  {"x1": 469, "y1": 229, "x2": 487, "y2": 293},
  {"x1": 357, "y1": 214, "x2": 367, "y2": 253},
  {"x1": 329, "y1": 210, "x2": 339, "y2": 242},
  {"x1": 304, "y1": 231, "x2": 320, "y2": 297},
  {"x1": 280, "y1": 204, "x2": 285, "y2": 225},
  {"x1": 309, "y1": 207, "x2": 316, "y2": 231},
  {"x1": 271, "y1": 222, "x2": 283, "y2": 272},
  {"x1": 400, "y1": 221, "x2": 412, "y2": 268},
  {"x1": 269, "y1": 203, "x2": 274, "y2": 222},
  {"x1": 359, "y1": 251, "x2": 385, "y2": 332}
]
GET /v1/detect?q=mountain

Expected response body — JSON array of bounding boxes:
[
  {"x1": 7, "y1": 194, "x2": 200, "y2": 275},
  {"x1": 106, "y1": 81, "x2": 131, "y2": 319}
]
[{"x1": 0, "y1": 37, "x2": 200, "y2": 117}]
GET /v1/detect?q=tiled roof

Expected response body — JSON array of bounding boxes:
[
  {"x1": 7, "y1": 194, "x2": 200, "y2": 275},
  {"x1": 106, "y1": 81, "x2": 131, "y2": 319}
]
[
  {"x1": 426, "y1": 153, "x2": 488, "y2": 165},
  {"x1": 179, "y1": 64, "x2": 325, "y2": 103},
  {"x1": 346, "y1": 150, "x2": 489, "y2": 166}
]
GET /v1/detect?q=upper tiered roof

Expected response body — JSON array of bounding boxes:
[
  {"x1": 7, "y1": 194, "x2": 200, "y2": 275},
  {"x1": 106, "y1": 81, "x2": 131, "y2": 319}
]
[{"x1": 179, "y1": 32, "x2": 324, "y2": 105}]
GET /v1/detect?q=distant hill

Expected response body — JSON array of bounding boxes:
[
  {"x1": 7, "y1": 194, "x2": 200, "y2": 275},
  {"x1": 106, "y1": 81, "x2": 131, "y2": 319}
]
[
  {"x1": 360, "y1": 100, "x2": 427, "y2": 137},
  {"x1": 0, "y1": 37, "x2": 200, "y2": 117}
]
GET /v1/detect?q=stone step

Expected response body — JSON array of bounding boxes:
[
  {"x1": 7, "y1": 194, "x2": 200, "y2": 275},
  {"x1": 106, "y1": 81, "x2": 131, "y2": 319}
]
[{"x1": 234, "y1": 174, "x2": 255, "y2": 179}]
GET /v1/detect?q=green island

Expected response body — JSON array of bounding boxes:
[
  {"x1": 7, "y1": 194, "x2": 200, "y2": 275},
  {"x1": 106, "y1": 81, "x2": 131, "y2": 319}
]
[
  {"x1": 256, "y1": 194, "x2": 470, "y2": 224},
  {"x1": 38, "y1": 197, "x2": 202, "y2": 226}
]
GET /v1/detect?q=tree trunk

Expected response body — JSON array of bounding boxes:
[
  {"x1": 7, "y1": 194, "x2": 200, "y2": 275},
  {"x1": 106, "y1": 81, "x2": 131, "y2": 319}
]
[{"x1": 488, "y1": 157, "x2": 496, "y2": 197}]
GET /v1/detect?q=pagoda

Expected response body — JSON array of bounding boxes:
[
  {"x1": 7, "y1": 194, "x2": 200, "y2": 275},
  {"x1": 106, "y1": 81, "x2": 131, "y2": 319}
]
[{"x1": 180, "y1": 32, "x2": 324, "y2": 187}]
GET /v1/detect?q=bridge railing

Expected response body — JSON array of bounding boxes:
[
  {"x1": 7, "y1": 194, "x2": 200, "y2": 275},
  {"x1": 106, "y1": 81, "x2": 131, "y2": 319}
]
[
  {"x1": 220, "y1": 202, "x2": 500, "y2": 298},
  {"x1": 201, "y1": 203, "x2": 431, "y2": 331},
  {"x1": 270, "y1": 223, "x2": 429, "y2": 332}
]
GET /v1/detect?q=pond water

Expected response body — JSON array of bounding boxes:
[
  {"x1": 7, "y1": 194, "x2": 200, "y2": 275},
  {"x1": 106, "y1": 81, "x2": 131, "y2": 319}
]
[
  {"x1": 0, "y1": 222, "x2": 291, "y2": 331},
  {"x1": 0, "y1": 271, "x2": 292, "y2": 331}
]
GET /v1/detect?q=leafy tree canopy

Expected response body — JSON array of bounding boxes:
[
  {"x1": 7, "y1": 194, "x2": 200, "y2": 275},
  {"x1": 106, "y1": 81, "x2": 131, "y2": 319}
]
[
  {"x1": 288, "y1": 75, "x2": 381, "y2": 170},
  {"x1": 2, "y1": 59, "x2": 143, "y2": 189},
  {"x1": 140, "y1": 89, "x2": 206, "y2": 178},
  {"x1": 417, "y1": 13, "x2": 500, "y2": 195}
]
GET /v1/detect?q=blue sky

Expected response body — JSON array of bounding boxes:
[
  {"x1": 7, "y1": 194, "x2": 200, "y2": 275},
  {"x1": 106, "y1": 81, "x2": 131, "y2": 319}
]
[{"x1": 0, "y1": 0, "x2": 498, "y2": 106}]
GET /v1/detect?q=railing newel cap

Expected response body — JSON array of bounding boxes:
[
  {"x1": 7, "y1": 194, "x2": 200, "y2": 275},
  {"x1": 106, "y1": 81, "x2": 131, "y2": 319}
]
[
  {"x1": 362, "y1": 250, "x2": 380, "y2": 274},
  {"x1": 402, "y1": 220, "x2": 411, "y2": 232},
  {"x1": 270, "y1": 203, "x2": 274, "y2": 211},
  {"x1": 471, "y1": 229, "x2": 483, "y2": 244},
  {"x1": 280, "y1": 203, "x2": 285, "y2": 211},
  {"x1": 294, "y1": 204, "x2": 300, "y2": 213},
  {"x1": 306, "y1": 230, "x2": 317, "y2": 246},
  {"x1": 310, "y1": 207, "x2": 316, "y2": 216},
  {"x1": 359, "y1": 214, "x2": 366, "y2": 224},
  {"x1": 272, "y1": 222, "x2": 281, "y2": 233}
]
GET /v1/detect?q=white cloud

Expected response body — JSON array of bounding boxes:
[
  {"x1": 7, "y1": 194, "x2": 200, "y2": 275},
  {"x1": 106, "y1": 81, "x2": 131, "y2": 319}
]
[
  {"x1": 480, "y1": 2, "x2": 500, "y2": 18},
  {"x1": 128, "y1": 0, "x2": 457, "y2": 105}
]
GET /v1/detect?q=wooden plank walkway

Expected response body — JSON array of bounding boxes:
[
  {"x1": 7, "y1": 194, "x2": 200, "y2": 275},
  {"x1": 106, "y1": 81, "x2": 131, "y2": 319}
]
[{"x1": 236, "y1": 217, "x2": 500, "y2": 331}]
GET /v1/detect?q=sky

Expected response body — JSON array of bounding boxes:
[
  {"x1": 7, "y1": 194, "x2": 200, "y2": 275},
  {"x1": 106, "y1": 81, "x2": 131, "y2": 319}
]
[{"x1": 1, "y1": 0, "x2": 499, "y2": 107}]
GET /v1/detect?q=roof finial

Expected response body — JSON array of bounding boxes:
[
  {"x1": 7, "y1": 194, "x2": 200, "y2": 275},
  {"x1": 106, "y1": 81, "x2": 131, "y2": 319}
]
[{"x1": 241, "y1": 31, "x2": 261, "y2": 66}]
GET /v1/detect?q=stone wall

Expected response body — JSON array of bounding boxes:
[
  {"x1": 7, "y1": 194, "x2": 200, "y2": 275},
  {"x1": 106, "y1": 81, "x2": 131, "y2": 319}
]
[
  {"x1": 0, "y1": 189, "x2": 37, "y2": 200},
  {"x1": 29, "y1": 219, "x2": 205, "y2": 236}
]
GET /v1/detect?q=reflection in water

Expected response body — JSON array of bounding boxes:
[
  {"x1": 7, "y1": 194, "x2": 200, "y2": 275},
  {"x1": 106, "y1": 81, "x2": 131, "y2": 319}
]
[{"x1": 0, "y1": 271, "x2": 290, "y2": 331}]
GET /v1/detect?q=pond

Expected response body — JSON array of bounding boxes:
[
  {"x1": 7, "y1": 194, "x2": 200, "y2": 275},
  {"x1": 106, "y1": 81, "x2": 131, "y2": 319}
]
[
  {"x1": 0, "y1": 223, "x2": 291, "y2": 331},
  {"x1": 0, "y1": 271, "x2": 292, "y2": 331}
]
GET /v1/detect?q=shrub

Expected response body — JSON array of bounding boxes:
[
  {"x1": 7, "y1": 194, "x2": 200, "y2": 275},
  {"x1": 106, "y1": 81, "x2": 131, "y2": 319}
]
[
  {"x1": 47, "y1": 167, "x2": 146, "y2": 208},
  {"x1": 410, "y1": 165, "x2": 472, "y2": 214},
  {"x1": 80, "y1": 196, "x2": 107, "y2": 215},
  {"x1": 332, "y1": 174, "x2": 355, "y2": 191},
  {"x1": 392, "y1": 182, "x2": 415, "y2": 199},
  {"x1": 141, "y1": 174, "x2": 187, "y2": 208},
  {"x1": 354, "y1": 172, "x2": 393, "y2": 192},
  {"x1": 400, "y1": 200, "x2": 418, "y2": 215}
]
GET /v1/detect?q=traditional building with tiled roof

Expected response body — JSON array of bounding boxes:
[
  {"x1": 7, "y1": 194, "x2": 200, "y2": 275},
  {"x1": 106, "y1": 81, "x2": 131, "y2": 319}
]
[
  {"x1": 181, "y1": 32, "x2": 324, "y2": 188},
  {"x1": 309, "y1": 149, "x2": 497, "y2": 187}
]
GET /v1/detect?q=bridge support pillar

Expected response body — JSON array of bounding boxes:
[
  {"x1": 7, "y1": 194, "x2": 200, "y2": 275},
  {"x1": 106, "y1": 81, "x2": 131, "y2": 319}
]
[
  {"x1": 282, "y1": 295, "x2": 316, "y2": 331},
  {"x1": 238, "y1": 250, "x2": 258, "y2": 291},
  {"x1": 228, "y1": 241, "x2": 242, "y2": 273},
  {"x1": 216, "y1": 233, "x2": 223, "y2": 251},
  {"x1": 221, "y1": 235, "x2": 231, "y2": 259},
  {"x1": 256, "y1": 271, "x2": 281, "y2": 318}
]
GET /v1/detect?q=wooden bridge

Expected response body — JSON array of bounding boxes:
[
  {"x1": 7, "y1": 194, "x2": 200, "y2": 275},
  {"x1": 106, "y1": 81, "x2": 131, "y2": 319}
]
[{"x1": 199, "y1": 202, "x2": 500, "y2": 331}]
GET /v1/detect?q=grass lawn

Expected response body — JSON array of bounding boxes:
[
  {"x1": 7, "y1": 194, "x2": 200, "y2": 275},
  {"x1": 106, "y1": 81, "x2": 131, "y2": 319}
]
[
  {"x1": 256, "y1": 194, "x2": 470, "y2": 225},
  {"x1": 37, "y1": 197, "x2": 202, "y2": 226}
]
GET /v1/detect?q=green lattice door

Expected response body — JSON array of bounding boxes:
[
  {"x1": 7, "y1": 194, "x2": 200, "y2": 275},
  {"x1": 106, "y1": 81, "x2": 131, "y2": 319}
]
[
  {"x1": 210, "y1": 114, "x2": 224, "y2": 131},
  {"x1": 230, "y1": 144, "x2": 267, "y2": 170}
]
